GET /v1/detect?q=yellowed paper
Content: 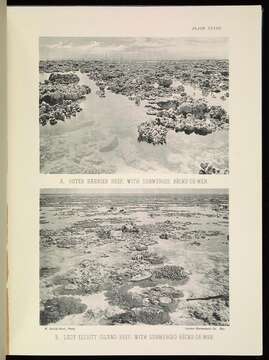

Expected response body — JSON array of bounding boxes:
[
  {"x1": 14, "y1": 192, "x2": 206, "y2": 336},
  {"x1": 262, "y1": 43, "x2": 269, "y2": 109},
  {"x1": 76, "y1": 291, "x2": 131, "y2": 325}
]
[{"x1": 7, "y1": 5, "x2": 262, "y2": 356}]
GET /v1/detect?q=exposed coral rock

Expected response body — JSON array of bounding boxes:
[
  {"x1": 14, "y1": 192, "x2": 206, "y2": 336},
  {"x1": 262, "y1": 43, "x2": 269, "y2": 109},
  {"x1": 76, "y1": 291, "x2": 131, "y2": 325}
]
[
  {"x1": 188, "y1": 298, "x2": 229, "y2": 326},
  {"x1": 108, "y1": 311, "x2": 137, "y2": 324},
  {"x1": 48, "y1": 72, "x2": 80, "y2": 84},
  {"x1": 39, "y1": 76, "x2": 90, "y2": 126},
  {"x1": 159, "y1": 233, "x2": 169, "y2": 240},
  {"x1": 121, "y1": 223, "x2": 139, "y2": 233},
  {"x1": 158, "y1": 77, "x2": 173, "y2": 88},
  {"x1": 106, "y1": 306, "x2": 171, "y2": 325},
  {"x1": 159, "y1": 296, "x2": 172, "y2": 306},
  {"x1": 209, "y1": 105, "x2": 228, "y2": 122},
  {"x1": 152, "y1": 265, "x2": 189, "y2": 281},
  {"x1": 138, "y1": 121, "x2": 168, "y2": 145},
  {"x1": 131, "y1": 271, "x2": 152, "y2": 282},
  {"x1": 156, "y1": 99, "x2": 179, "y2": 110},
  {"x1": 137, "y1": 100, "x2": 227, "y2": 145},
  {"x1": 40, "y1": 296, "x2": 87, "y2": 325},
  {"x1": 97, "y1": 228, "x2": 112, "y2": 239},
  {"x1": 199, "y1": 161, "x2": 229, "y2": 175},
  {"x1": 40, "y1": 267, "x2": 60, "y2": 278},
  {"x1": 40, "y1": 191, "x2": 229, "y2": 326},
  {"x1": 134, "y1": 244, "x2": 148, "y2": 251},
  {"x1": 131, "y1": 251, "x2": 165, "y2": 265}
]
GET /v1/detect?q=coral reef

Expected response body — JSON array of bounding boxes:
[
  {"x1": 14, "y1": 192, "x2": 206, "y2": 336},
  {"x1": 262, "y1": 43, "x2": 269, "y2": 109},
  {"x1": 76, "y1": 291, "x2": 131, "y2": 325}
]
[
  {"x1": 199, "y1": 161, "x2": 229, "y2": 175},
  {"x1": 40, "y1": 296, "x2": 87, "y2": 325},
  {"x1": 39, "y1": 73, "x2": 91, "y2": 126},
  {"x1": 152, "y1": 265, "x2": 189, "y2": 281}
]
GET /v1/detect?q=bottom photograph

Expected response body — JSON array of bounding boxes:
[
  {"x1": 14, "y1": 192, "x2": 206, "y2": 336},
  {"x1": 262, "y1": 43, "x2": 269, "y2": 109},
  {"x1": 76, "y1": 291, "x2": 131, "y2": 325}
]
[{"x1": 40, "y1": 188, "x2": 229, "y2": 326}]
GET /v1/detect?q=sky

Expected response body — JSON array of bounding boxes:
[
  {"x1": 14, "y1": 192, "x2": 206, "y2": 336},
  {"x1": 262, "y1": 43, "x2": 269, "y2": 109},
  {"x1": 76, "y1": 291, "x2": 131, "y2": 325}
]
[{"x1": 40, "y1": 37, "x2": 229, "y2": 61}]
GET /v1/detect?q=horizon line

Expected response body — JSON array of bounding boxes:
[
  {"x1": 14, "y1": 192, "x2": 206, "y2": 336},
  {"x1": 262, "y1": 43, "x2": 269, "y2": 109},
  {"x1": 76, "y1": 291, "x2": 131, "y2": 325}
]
[
  {"x1": 41, "y1": 189, "x2": 228, "y2": 195},
  {"x1": 40, "y1": 58, "x2": 229, "y2": 62}
]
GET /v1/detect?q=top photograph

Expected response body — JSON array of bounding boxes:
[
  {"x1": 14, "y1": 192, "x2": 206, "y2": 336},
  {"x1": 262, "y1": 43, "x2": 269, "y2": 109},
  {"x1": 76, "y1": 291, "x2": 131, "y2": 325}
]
[{"x1": 39, "y1": 37, "x2": 229, "y2": 175}]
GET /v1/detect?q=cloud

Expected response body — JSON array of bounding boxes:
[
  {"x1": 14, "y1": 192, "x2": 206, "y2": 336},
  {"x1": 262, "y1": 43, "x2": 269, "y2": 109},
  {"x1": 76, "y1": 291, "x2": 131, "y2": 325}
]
[
  {"x1": 88, "y1": 43, "x2": 127, "y2": 53},
  {"x1": 46, "y1": 41, "x2": 73, "y2": 49},
  {"x1": 42, "y1": 39, "x2": 128, "y2": 57},
  {"x1": 40, "y1": 37, "x2": 228, "y2": 60},
  {"x1": 186, "y1": 37, "x2": 228, "y2": 45},
  {"x1": 74, "y1": 41, "x2": 101, "y2": 51}
]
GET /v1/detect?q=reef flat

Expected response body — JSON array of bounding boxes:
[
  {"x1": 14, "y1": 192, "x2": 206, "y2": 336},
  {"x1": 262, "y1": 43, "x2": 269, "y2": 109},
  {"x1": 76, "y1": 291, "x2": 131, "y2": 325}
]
[
  {"x1": 40, "y1": 192, "x2": 229, "y2": 326},
  {"x1": 39, "y1": 59, "x2": 229, "y2": 174}
]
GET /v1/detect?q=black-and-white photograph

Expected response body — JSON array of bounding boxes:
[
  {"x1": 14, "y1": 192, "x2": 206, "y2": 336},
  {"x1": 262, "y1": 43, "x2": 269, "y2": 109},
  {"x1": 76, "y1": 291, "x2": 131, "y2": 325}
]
[
  {"x1": 39, "y1": 37, "x2": 229, "y2": 174},
  {"x1": 40, "y1": 189, "x2": 229, "y2": 326}
]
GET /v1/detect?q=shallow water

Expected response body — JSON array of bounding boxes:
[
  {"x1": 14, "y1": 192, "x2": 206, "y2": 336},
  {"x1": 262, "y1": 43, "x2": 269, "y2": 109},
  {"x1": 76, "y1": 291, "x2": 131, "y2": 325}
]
[
  {"x1": 40, "y1": 72, "x2": 228, "y2": 174},
  {"x1": 40, "y1": 192, "x2": 229, "y2": 326},
  {"x1": 172, "y1": 79, "x2": 229, "y2": 112}
]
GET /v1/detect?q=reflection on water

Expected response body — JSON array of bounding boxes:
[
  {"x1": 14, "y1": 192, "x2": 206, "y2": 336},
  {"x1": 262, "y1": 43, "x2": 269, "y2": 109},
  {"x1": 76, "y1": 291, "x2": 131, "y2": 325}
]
[{"x1": 40, "y1": 72, "x2": 228, "y2": 174}]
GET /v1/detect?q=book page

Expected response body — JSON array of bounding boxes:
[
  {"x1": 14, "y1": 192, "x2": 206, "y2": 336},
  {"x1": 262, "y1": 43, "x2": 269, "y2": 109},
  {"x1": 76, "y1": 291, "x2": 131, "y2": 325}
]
[
  {"x1": 7, "y1": 6, "x2": 262, "y2": 356},
  {"x1": 0, "y1": 1, "x2": 7, "y2": 359}
]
